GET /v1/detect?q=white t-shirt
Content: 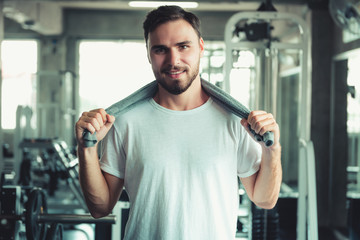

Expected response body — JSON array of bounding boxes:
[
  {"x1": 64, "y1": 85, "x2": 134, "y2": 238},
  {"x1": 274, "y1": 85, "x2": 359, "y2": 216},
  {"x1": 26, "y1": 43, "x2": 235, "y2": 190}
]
[{"x1": 100, "y1": 97, "x2": 262, "y2": 240}]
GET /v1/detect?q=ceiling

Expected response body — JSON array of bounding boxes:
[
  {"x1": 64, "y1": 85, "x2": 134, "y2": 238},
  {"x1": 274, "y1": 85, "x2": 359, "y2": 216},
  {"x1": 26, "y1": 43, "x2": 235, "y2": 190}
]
[
  {"x1": 2, "y1": 0, "x2": 329, "y2": 35},
  {"x1": 3, "y1": 0, "x2": 330, "y2": 10}
]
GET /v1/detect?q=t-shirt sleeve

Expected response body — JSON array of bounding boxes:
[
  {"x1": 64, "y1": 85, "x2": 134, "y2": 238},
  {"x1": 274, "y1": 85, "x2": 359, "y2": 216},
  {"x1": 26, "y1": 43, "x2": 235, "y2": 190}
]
[
  {"x1": 99, "y1": 124, "x2": 126, "y2": 179},
  {"x1": 237, "y1": 127, "x2": 262, "y2": 178}
]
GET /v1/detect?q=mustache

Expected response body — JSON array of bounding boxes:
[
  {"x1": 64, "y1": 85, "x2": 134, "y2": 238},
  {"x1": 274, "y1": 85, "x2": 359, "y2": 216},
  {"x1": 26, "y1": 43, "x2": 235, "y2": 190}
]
[{"x1": 161, "y1": 65, "x2": 186, "y2": 73}]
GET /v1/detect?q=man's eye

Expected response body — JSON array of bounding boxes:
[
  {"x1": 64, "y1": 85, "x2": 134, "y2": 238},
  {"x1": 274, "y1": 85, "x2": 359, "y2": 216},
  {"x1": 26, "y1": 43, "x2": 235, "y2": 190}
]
[
  {"x1": 180, "y1": 45, "x2": 189, "y2": 50},
  {"x1": 154, "y1": 48, "x2": 166, "y2": 54}
]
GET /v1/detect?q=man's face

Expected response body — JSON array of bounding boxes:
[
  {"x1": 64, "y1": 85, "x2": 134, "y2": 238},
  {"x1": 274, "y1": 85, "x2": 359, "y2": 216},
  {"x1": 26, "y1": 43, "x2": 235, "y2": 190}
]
[{"x1": 147, "y1": 19, "x2": 204, "y2": 95}]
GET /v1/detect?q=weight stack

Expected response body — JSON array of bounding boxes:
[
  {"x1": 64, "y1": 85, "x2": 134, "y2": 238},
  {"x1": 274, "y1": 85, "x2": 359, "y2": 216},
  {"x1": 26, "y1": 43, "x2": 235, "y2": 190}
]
[
  {"x1": 276, "y1": 196, "x2": 297, "y2": 239},
  {"x1": 251, "y1": 203, "x2": 280, "y2": 240},
  {"x1": 267, "y1": 208, "x2": 280, "y2": 240},
  {"x1": 0, "y1": 186, "x2": 22, "y2": 240},
  {"x1": 348, "y1": 197, "x2": 360, "y2": 240}
]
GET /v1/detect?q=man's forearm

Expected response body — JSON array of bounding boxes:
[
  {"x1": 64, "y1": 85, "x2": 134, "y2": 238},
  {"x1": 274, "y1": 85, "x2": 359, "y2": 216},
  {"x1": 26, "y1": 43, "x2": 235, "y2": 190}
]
[
  {"x1": 252, "y1": 145, "x2": 282, "y2": 209},
  {"x1": 78, "y1": 146, "x2": 111, "y2": 218}
]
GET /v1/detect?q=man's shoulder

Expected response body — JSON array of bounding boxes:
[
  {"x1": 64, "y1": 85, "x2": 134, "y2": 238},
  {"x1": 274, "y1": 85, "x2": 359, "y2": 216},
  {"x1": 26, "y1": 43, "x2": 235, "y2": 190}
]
[
  {"x1": 113, "y1": 98, "x2": 153, "y2": 120},
  {"x1": 209, "y1": 98, "x2": 241, "y2": 121},
  {"x1": 110, "y1": 98, "x2": 157, "y2": 136}
]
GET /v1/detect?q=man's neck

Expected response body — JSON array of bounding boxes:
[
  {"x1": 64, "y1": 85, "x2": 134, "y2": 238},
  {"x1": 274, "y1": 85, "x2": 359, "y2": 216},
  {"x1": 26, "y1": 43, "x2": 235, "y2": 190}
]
[{"x1": 153, "y1": 77, "x2": 209, "y2": 111}]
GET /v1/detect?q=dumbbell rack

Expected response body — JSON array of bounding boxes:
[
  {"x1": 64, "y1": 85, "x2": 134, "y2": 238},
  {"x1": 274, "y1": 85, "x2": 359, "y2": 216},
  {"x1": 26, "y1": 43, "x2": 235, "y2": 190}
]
[{"x1": 19, "y1": 138, "x2": 86, "y2": 208}]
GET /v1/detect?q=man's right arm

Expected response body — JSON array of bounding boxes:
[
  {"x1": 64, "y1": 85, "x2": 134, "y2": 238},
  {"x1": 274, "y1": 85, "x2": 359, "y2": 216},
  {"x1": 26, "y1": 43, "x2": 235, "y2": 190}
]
[{"x1": 75, "y1": 109, "x2": 124, "y2": 218}]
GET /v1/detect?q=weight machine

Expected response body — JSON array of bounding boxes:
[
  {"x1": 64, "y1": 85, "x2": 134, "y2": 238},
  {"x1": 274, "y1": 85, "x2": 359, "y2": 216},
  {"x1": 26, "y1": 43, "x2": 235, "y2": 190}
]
[
  {"x1": 0, "y1": 187, "x2": 116, "y2": 240},
  {"x1": 19, "y1": 138, "x2": 86, "y2": 208},
  {"x1": 224, "y1": 10, "x2": 318, "y2": 240},
  {"x1": 13, "y1": 106, "x2": 35, "y2": 184},
  {"x1": 1, "y1": 135, "x2": 121, "y2": 239}
]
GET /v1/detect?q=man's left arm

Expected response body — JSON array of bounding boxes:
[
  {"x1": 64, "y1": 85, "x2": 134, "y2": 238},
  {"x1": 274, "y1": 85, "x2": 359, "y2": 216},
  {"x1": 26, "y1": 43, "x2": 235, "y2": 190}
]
[{"x1": 240, "y1": 110, "x2": 282, "y2": 209}]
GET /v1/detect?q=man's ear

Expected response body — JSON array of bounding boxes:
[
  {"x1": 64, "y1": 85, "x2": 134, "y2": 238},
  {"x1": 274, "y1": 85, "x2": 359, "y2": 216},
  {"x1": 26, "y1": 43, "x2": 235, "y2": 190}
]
[
  {"x1": 199, "y1": 37, "x2": 205, "y2": 57},
  {"x1": 147, "y1": 52, "x2": 151, "y2": 64}
]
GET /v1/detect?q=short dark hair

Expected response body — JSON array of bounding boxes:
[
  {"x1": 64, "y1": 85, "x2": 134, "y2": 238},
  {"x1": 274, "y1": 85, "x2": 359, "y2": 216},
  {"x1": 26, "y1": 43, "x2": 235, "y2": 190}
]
[{"x1": 143, "y1": 5, "x2": 201, "y2": 45}]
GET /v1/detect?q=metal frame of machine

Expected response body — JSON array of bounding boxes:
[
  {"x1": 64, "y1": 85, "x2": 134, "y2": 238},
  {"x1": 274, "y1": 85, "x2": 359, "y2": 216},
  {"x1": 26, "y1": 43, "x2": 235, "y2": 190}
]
[{"x1": 224, "y1": 11, "x2": 318, "y2": 240}]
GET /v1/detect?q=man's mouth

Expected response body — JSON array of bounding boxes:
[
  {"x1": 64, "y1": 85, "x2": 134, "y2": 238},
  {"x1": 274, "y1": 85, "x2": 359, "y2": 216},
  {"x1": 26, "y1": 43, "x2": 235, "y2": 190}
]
[{"x1": 165, "y1": 70, "x2": 186, "y2": 79}]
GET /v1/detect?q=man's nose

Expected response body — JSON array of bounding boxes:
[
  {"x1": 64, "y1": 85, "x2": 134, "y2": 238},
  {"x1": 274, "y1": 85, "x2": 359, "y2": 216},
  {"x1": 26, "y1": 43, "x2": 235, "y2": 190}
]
[{"x1": 166, "y1": 49, "x2": 180, "y2": 66}]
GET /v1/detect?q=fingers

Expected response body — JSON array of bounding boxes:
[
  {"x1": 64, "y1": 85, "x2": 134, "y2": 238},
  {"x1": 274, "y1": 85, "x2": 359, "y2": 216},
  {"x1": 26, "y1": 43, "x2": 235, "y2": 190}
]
[
  {"x1": 240, "y1": 118, "x2": 248, "y2": 128},
  {"x1": 247, "y1": 111, "x2": 277, "y2": 136},
  {"x1": 106, "y1": 113, "x2": 116, "y2": 124},
  {"x1": 76, "y1": 108, "x2": 114, "y2": 134},
  {"x1": 75, "y1": 108, "x2": 116, "y2": 148},
  {"x1": 243, "y1": 111, "x2": 280, "y2": 149},
  {"x1": 90, "y1": 108, "x2": 107, "y2": 123}
]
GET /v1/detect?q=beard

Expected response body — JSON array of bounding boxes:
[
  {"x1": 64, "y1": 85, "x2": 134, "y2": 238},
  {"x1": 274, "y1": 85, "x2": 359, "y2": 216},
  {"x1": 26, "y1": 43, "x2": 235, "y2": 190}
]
[{"x1": 156, "y1": 62, "x2": 200, "y2": 95}]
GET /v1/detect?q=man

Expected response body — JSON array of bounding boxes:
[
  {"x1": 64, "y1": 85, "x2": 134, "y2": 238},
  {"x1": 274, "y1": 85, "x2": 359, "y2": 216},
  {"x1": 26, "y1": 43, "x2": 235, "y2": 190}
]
[{"x1": 75, "y1": 5, "x2": 282, "y2": 240}]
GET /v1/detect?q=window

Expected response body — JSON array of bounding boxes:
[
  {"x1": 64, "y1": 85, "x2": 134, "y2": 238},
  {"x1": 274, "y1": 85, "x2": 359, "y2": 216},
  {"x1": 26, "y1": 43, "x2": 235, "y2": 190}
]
[
  {"x1": 347, "y1": 54, "x2": 360, "y2": 169},
  {"x1": 1, "y1": 40, "x2": 38, "y2": 129},
  {"x1": 200, "y1": 41, "x2": 225, "y2": 86},
  {"x1": 78, "y1": 40, "x2": 154, "y2": 113},
  {"x1": 347, "y1": 54, "x2": 360, "y2": 133},
  {"x1": 229, "y1": 50, "x2": 255, "y2": 108}
]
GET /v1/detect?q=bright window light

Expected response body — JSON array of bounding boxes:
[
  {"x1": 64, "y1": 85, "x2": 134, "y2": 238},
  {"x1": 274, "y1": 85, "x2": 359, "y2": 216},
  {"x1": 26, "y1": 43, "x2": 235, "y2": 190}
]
[
  {"x1": 229, "y1": 50, "x2": 255, "y2": 108},
  {"x1": 1, "y1": 40, "x2": 38, "y2": 129},
  {"x1": 347, "y1": 54, "x2": 360, "y2": 133},
  {"x1": 129, "y1": 1, "x2": 199, "y2": 8},
  {"x1": 78, "y1": 40, "x2": 154, "y2": 114}
]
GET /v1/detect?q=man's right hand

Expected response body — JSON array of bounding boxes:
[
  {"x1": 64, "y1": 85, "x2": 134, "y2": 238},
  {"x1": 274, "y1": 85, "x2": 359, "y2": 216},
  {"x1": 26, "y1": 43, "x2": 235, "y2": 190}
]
[{"x1": 75, "y1": 108, "x2": 116, "y2": 148}]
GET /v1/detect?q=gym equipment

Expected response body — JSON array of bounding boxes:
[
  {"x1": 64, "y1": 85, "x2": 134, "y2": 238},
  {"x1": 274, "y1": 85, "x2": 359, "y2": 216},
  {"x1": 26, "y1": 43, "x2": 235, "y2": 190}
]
[
  {"x1": 251, "y1": 203, "x2": 280, "y2": 240},
  {"x1": 329, "y1": 0, "x2": 360, "y2": 34},
  {"x1": 0, "y1": 187, "x2": 116, "y2": 240},
  {"x1": 0, "y1": 185, "x2": 22, "y2": 240},
  {"x1": 45, "y1": 223, "x2": 63, "y2": 240},
  {"x1": 348, "y1": 195, "x2": 360, "y2": 240},
  {"x1": 19, "y1": 138, "x2": 86, "y2": 208},
  {"x1": 224, "y1": 7, "x2": 318, "y2": 240},
  {"x1": 12, "y1": 71, "x2": 76, "y2": 189},
  {"x1": 25, "y1": 188, "x2": 48, "y2": 240},
  {"x1": 17, "y1": 149, "x2": 33, "y2": 186},
  {"x1": 14, "y1": 106, "x2": 34, "y2": 185},
  {"x1": 110, "y1": 195, "x2": 130, "y2": 240},
  {"x1": 82, "y1": 79, "x2": 274, "y2": 148}
]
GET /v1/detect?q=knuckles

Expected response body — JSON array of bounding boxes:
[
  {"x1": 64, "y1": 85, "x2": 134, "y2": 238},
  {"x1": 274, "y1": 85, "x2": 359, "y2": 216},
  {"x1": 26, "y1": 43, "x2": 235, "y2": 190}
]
[
  {"x1": 85, "y1": 122, "x2": 93, "y2": 130},
  {"x1": 76, "y1": 109, "x2": 110, "y2": 139},
  {"x1": 94, "y1": 112, "x2": 102, "y2": 122}
]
